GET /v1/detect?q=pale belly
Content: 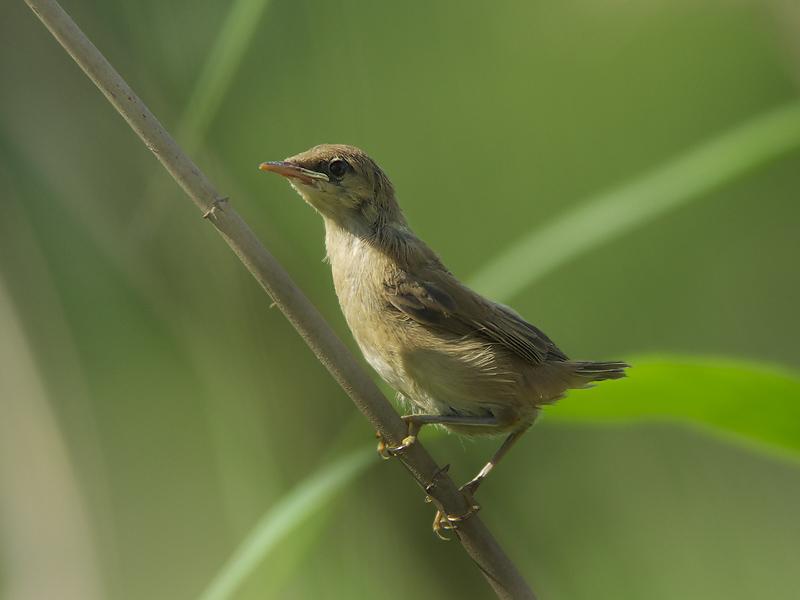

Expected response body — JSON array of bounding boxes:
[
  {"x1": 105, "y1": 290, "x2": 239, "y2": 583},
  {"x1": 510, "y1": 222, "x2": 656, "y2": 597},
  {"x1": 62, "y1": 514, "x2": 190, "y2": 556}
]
[
  {"x1": 360, "y1": 345, "x2": 411, "y2": 398},
  {"x1": 358, "y1": 332, "x2": 535, "y2": 431}
]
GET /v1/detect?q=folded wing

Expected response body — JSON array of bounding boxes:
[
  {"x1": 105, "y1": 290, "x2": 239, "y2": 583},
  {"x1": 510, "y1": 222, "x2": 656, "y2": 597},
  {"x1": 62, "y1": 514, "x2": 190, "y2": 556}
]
[{"x1": 384, "y1": 269, "x2": 568, "y2": 365}]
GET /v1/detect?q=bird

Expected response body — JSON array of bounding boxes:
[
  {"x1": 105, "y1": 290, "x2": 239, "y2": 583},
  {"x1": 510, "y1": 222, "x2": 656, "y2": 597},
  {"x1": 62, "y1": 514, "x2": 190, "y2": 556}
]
[{"x1": 260, "y1": 144, "x2": 628, "y2": 537}]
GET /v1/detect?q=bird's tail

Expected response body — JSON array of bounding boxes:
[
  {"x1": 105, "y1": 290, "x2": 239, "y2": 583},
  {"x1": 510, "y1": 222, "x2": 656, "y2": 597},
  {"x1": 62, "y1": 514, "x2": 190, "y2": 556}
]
[{"x1": 570, "y1": 360, "x2": 629, "y2": 386}]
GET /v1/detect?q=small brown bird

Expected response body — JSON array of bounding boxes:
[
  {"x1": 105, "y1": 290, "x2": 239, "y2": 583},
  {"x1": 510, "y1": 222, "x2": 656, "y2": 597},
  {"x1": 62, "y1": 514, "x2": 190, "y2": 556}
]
[{"x1": 260, "y1": 144, "x2": 627, "y2": 536}]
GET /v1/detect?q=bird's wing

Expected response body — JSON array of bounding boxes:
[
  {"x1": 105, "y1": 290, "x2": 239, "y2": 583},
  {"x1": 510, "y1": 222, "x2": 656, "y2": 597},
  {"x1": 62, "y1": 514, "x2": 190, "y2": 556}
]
[{"x1": 384, "y1": 270, "x2": 567, "y2": 364}]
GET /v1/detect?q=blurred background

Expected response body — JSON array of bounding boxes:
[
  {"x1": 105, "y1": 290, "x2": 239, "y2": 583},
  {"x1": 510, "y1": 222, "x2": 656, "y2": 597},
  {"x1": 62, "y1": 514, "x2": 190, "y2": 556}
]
[{"x1": 2, "y1": 0, "x2": 800, "y2": 598}]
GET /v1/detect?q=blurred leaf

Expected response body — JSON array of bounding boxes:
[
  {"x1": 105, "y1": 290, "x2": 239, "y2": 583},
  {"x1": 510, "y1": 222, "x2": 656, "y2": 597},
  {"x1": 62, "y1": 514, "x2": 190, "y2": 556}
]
[
  {"x1": 178, "y1": 0, "x2": 274, "y2": 151},
  {"x1": 468, "y1": 103, "x2": 800, "y2": 301},
  {"x1": 126, "y1": 0, "x2": 274, "y2": 241},
  {"x1": 0, "y1": 276, "x2": 103, "y2": 600},
  {"x1": 198, "y1": 448, "x2": 374, "y2": 600},
  {"x1": 549, "y1": 355, "x2": 800, "y2": 460}
]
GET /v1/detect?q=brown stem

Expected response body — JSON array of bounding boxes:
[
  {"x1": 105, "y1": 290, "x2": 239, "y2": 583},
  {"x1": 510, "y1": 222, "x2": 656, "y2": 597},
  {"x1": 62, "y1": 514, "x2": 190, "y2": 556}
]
[{"x1": 23, "y1": 1, "x2": 536, "y2": 597}]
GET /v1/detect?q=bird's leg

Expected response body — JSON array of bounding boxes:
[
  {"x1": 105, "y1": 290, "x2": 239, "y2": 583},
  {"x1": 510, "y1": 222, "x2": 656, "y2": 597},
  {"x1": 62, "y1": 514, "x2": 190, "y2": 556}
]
[
  {"x1": 459, "y1": 425, "x2": 530, "y2": 497},
  {"x1": 430, "y1": 426, "x2": 530, "y2": 540},
  {"x1": 376, "y1": 414, "x2": 499, "y2": 459},
  {"x1": 375, "y1": 414, "x2": 501, "y2": 538},
  {"x1": 376, "y1": 414, "x2": 518, "y2": 539}
]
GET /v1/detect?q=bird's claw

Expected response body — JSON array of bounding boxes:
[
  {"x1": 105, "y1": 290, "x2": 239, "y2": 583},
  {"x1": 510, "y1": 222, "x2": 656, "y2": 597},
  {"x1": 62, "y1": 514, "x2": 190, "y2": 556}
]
[
  {"x1": 426, "y1": 478, "x2": 481, "y2": 540},
  {"x1": 431, "y1": 502, "x2": 481, "y2": 541},
  {"x1": 376, "y1": 431, "x2": 416, "y2": 459}
]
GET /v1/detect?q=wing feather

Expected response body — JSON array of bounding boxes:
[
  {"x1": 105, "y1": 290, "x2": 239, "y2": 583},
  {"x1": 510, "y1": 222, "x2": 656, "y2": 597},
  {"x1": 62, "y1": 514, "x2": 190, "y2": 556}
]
[{"x1": 384, "y1": 271, "x2": 567, "y2": 364}]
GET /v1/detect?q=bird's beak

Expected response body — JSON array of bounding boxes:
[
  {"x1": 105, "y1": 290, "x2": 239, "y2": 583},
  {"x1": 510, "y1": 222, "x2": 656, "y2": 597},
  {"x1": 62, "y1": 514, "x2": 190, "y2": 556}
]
[{"x1": 258, "y1": 161, "x2": 329, "y2": 185}]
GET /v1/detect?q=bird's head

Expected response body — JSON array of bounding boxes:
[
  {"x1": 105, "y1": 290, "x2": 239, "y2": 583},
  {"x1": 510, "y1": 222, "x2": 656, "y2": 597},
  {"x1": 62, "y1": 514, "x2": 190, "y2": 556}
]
[{"x1": 259, "y1": 144, "x2": 403, "y2": 231}]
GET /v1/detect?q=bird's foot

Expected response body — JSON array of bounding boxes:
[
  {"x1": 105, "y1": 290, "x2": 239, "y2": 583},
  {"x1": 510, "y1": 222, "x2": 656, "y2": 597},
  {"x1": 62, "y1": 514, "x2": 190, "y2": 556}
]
[
  {"x1": 430, "y1": 497, "x2": 481, "y2": 541},
  {"x1": 426, "y1": 480, "x2": 481, "y2": 541},
  {"x1": 375, "y1": 416, "x2": 421, "y2": 459},
  {"x1": 375, "y1": 430, "x2": 417, "y2": 459}
]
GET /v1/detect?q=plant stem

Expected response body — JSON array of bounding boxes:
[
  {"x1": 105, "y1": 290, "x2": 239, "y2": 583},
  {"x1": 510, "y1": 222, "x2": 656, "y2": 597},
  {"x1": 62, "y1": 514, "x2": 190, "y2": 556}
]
[{"x1": 24, "y1": 0, "x2": 536, "y2": 597}]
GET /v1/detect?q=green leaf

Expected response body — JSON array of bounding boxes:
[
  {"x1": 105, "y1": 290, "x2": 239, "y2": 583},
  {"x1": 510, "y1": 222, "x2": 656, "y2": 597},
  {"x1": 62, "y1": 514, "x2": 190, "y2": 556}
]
[
  {"x1": 548, "y1": 356, "x2": 800, "y2": 460},
  {"x1": 197, "y1": 448, "x2": 374, "y2": 600},
  {"x1": 468, "y1": 103, "x2": 800, "y2": 302}
]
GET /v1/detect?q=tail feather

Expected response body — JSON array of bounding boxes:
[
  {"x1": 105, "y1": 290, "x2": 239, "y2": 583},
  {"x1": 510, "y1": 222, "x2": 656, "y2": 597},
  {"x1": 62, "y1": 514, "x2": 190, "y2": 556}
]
[{"x1": 571, "y1": 360, "x2": 629, "y2": 384}]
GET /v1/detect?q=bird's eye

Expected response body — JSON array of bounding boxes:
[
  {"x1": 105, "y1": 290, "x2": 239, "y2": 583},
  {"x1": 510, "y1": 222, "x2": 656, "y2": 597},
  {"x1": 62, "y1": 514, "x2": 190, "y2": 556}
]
[{"x1": 328, "y1": 158, "x2": 348, "y2": 178}]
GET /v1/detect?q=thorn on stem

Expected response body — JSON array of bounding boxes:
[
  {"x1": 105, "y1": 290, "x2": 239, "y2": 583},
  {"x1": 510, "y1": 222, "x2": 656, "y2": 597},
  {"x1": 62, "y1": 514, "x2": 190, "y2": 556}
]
[{"x1": 203, "y1": 196, "x2": 229, "y2": 219}]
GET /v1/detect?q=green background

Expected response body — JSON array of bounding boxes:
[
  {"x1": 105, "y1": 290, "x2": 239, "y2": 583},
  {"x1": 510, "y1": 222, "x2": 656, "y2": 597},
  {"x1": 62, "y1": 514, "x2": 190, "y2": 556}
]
[{"x1": 1, "y1": 0, "x2": 799, "y2": 599}]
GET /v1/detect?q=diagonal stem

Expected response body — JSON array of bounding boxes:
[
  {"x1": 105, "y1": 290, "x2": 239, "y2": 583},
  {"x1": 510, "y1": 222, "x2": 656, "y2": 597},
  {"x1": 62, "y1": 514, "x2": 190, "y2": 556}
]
[{"x1": 23, "y1": 0, "x2": 536, "y2": 598}]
